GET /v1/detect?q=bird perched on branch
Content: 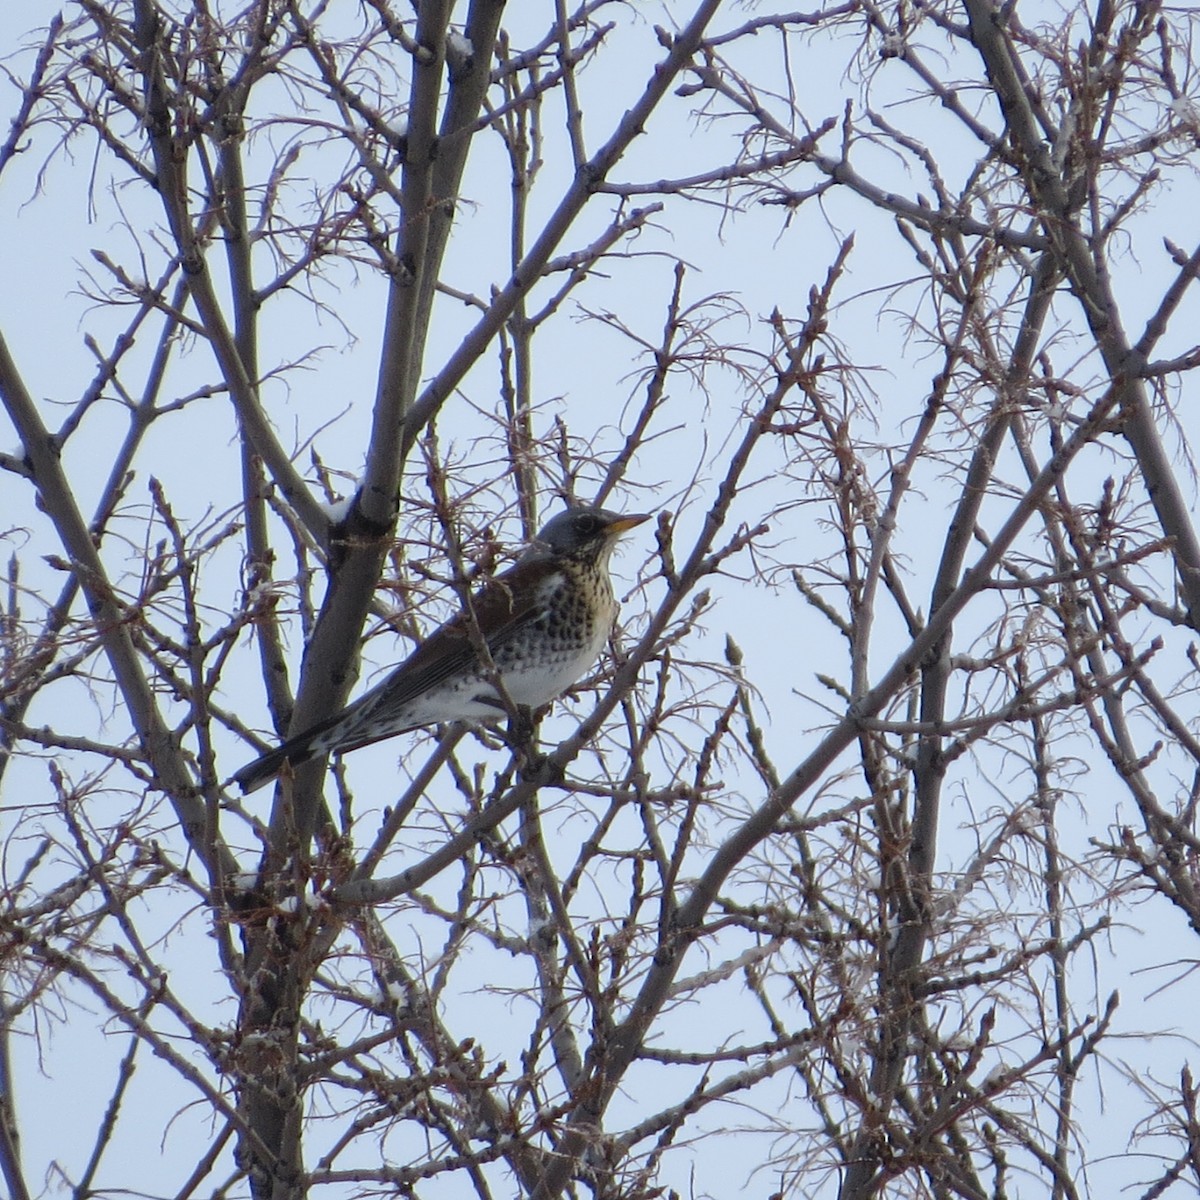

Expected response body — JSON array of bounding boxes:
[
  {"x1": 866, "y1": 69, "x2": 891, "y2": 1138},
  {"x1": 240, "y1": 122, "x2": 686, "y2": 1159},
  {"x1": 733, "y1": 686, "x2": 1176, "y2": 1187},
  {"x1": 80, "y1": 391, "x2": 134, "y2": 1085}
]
[{"x1": 232, "y1": 505, "x2": 650, "y2": 794}]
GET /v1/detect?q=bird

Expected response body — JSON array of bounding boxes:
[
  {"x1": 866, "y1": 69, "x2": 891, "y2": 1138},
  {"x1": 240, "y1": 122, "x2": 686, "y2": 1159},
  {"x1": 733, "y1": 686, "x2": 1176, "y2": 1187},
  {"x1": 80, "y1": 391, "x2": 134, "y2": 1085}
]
[{"x1": 232, "y1": 505, "x2": 650, "y2": 794}]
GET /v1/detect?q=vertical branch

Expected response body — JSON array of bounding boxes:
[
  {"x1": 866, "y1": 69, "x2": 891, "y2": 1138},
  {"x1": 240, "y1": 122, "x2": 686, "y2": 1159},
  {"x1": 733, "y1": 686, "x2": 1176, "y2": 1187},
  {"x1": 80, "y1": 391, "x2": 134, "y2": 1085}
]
[
  {"x1": 498, "y1": 41, "x2": 540, "y2": 530},
  {"x1": 0, "y1": 992, "x2": 30, "y2": 1200},
  {"x1": 210, "y1": 4, "x2": 296, "y2": 736},
  {"x1": 1025, "y1": 661, "x2": 1076, "y2": 1200},
  {"x1": 554, "y1": 0, "x2": 588, "y2": 170},
  {"x1": 363, "y1": 0, "x2": 452, "y2": 525},
  {"x1": 412, "y1": 0, "x2": 508, "y2": 396}
]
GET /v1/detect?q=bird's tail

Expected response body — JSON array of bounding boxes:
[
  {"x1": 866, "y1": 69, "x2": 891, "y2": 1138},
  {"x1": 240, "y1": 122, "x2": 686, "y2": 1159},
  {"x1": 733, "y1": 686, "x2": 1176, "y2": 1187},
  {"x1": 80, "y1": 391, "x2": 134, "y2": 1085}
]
[{"x1": 231, "y1": 713, "x2": 345, "y2": 794}]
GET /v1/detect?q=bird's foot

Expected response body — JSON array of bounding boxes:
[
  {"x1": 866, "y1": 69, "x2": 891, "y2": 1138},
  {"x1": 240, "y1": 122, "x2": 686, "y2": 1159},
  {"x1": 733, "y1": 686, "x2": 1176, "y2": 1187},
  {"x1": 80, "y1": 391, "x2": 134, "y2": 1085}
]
[{"x1": 503, "y1": 705, "x2": 545, "y2": 777}]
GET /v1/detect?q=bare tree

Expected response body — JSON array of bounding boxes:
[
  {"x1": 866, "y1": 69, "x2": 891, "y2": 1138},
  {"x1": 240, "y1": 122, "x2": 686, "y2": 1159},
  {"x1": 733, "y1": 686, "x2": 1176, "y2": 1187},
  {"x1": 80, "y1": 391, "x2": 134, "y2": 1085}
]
[{"x1": 3, "y1": 2, "x2": 1200, "y2": 1198}]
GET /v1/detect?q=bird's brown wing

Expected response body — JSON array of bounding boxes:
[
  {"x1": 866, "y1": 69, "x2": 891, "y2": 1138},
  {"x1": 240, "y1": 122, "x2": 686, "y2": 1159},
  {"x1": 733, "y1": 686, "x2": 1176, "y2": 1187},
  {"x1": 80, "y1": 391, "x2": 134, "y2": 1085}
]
[{"x1": 332, "y1": 557, "x2": 554, "y2": 747}]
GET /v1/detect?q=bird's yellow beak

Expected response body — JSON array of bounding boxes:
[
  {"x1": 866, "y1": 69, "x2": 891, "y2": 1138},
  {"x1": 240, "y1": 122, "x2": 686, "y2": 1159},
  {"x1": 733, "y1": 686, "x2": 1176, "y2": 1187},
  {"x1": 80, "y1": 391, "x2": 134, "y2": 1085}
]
[{"x1": 606, "y1": 513, "x2": 652, "y2": 537}]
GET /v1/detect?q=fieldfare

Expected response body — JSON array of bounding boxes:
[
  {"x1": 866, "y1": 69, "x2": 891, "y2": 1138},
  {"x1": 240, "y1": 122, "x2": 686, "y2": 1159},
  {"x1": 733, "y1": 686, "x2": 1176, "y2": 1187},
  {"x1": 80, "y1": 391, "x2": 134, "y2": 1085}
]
[{"x1": 232, "y1": 505, "x2": 650, "y2": 794}]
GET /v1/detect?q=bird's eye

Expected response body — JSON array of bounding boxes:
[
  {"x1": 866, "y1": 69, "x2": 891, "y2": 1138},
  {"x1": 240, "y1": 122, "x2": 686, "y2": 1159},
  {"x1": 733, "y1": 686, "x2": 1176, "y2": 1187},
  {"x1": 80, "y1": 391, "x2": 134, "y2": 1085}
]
[{"x1": 575, "y1": 513, "x2": 600, "y2": 536}]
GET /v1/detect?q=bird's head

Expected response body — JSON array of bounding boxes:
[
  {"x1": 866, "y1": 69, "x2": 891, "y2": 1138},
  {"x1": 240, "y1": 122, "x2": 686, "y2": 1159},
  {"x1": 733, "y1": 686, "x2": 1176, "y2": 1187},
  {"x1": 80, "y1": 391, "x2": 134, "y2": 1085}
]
[{"x1": 528, "y1": 505, "x2": 651, "y2": 564}]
